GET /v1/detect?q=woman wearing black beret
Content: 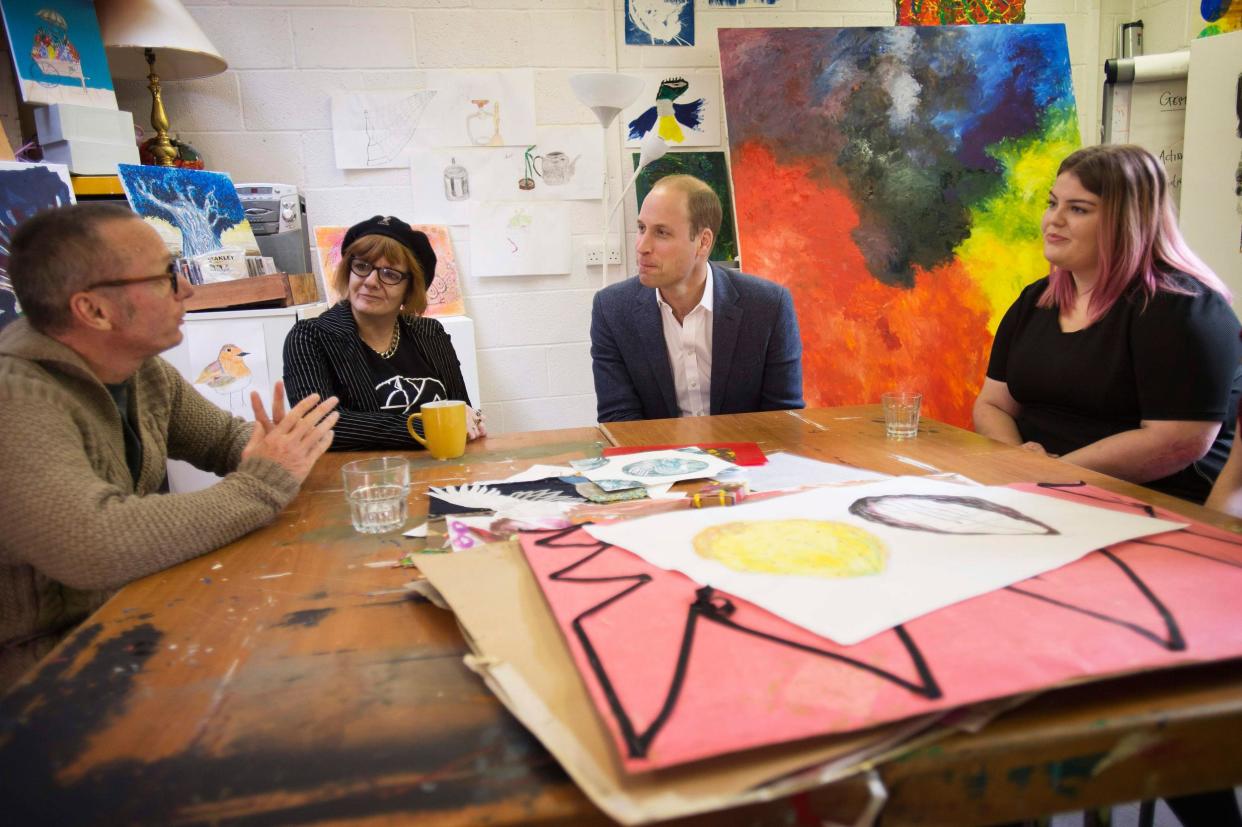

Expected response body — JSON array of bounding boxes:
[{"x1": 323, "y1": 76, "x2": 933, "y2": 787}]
[{"x1": 283, "y1": 215, "x2": 485, "y2": 450}]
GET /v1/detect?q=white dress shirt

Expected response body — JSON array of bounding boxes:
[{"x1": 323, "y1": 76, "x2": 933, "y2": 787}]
[{"x1": 656, "y1": 264, "x2": 713, "y2": 418}]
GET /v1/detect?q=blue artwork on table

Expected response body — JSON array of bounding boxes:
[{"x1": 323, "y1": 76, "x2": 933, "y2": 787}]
[
  {"x1": 622, "y1": 458, "x2": 709, "y2": 477},
  {"x1": 625, "y1": 0, "x2": 694, "y2": 46},
  {"x1": 0, "y1": 0, "x2": 117, "y2": 108},
  {"x1": 117, "y1": 164, "x2": 261, "y2": 258},
  {"x1": 0, "y1": 161, "x2": 75, "y2": 332}
]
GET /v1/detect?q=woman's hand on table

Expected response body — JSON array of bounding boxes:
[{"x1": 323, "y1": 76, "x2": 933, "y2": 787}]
[
  {"x1": 468, "y1": 407, "x2": 488, "y2": 441},
  {"x1": 1020, "y1": 441, "x2": 1060, "y2": 458}
]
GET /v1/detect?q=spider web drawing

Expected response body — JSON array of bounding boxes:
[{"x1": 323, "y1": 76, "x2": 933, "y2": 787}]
[{"x1": 363, "y1": 90, "x2": 437, "y2": 167}]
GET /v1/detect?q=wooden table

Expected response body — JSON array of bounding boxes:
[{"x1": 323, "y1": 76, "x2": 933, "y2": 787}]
[{"x1": 2, "y1": 409, "x2": 1240, "y2": 826}]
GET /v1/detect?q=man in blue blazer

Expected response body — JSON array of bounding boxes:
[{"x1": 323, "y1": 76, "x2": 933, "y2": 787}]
[{"x1": 591, "y1": 174, "x2": 804, "y2": 422}]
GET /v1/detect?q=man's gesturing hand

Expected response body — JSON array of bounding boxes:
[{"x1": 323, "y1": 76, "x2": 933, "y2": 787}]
[{"x1": 243, "y1": 386, "x2": 339, "y2": 484}]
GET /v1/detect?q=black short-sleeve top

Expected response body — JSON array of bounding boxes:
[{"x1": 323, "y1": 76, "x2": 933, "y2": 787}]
[{"x1": 986, "y1": 274, "x2": 1242, "y2": 503}]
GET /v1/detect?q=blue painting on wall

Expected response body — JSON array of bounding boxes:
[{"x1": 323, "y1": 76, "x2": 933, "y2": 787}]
[
  {"x1": 625, "y1": 0, "x2": 694, "y2": 46},
  {"x1": 0, "y1": 0, "x2": 116, "y2": 108},
  {"x1": 0, "y1": 161, "x2": 75, "y2": 332},
  {"x1": 117, "y1": 165, "x2": 261, "y2": 259}
]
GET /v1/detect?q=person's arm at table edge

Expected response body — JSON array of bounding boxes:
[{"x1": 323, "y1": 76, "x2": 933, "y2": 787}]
[
  {"x1": 0, "y1": 388, "x2": 336, "y2": 593},
  {"x1": 1072, "y1": 287, "x2": 1238, "y2": 485},
  {"x1": 1060, "y1": 419, "x2": 1221, "y2": 485},
  {"x1": 590, "y1": 292, "x2": 644, "y2": 422},
  {"x1": 1206, "y1": 425, "x2": 1242, "y2": 516},
  {"x1": 972, "y1": 377, "x2": 1024, "y2": 446},
  {"x1": 759, "y1": 286, "x2": 805, "y2": 411}
]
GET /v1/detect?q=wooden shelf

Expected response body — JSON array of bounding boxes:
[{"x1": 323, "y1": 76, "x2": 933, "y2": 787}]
[{"x1": 185, "y1": 273, "x2": 320, "y2": 312}]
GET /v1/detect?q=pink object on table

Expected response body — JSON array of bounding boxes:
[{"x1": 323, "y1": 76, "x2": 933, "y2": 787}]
[{"x1": 518, "y1": 483, "x2": 1242, "y2": 772}]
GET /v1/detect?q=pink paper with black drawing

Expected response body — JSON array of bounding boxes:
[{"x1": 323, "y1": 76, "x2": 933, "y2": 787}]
[{"x1": 517, "y1": 482, "x2": 1242, "y2": 772}]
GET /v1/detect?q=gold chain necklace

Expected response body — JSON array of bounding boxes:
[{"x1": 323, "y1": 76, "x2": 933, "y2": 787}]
[{"x1": 375, "y1": 321, "x2": 400, "y2": 359}]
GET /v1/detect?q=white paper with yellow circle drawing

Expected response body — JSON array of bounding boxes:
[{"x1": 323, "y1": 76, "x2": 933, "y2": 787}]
[{"x1": 584, "y1": 476, "x2": 1185, "y2": 645}]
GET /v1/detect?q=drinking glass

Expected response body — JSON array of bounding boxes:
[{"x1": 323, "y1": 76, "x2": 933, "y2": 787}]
[
  {"x1": 341, "y1": 456, "x2": 410, "y2": 534},
  {"x1": 882, "y1": 392, "x2": 922, "y2": 440}
]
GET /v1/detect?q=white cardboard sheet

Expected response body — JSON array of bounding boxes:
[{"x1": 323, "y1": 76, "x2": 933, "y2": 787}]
[
  {"x1": 586, "y1": 476, "x2": 1186, "y2": 645},
  {"x1": 743, "y1": 452, "x2": 889, "y2": 491}
]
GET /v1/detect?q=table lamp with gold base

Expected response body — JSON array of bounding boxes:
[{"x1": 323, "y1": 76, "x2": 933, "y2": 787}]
[{"x1": 96, "y1": 0, "x2": 227, "y2": 168}]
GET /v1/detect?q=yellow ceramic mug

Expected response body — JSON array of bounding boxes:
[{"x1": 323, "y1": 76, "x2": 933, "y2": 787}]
[{"x1": 407, "y1": 400, "x2": 467, "y2": 460}]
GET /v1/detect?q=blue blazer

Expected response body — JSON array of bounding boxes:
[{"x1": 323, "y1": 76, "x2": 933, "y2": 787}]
[{"x1": 590, "y1": 263, "x2": 804, "y2": 422}]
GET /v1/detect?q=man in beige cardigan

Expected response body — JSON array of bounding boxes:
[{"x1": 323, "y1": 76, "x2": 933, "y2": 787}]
[{"x1": 0, "y1": 204, "x2": 339, "y2": 691}]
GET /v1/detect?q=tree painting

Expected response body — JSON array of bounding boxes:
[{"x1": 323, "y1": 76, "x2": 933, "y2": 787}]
[{"x1": 117, "y1": 164, "x2": 258, "y2": 258}]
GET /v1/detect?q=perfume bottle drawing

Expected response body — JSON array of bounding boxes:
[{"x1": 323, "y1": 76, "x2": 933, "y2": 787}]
[
  {"x1": 467, "y1": 99, "x2": 502, "y2": 146},
  {"x1": 443, "y1": 157, "x2": 469, "y2": 201}
]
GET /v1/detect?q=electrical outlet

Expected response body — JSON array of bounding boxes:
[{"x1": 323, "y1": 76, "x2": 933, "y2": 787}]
[{"x1": 585, "y1": 245, "x2": 624, "y2": 267}]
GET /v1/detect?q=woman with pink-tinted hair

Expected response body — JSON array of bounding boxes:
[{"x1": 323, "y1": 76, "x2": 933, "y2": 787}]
[{"x1": 974, "y1": 144, "x2": 1242, "y2": 504}]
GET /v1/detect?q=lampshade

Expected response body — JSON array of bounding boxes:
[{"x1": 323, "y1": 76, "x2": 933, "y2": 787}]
[
  {"x1": 635, "y1": 130, "x2": 668, "y2": 170},
  {"x1": 607, "y1": 132, "x2": 669, "y2": 225},
  {"x1": 96, "y1": 0, "x2": 228, "y2": 81},
  {"x1": 569, "y1": 73, "x2": 644, "y2": 128}
]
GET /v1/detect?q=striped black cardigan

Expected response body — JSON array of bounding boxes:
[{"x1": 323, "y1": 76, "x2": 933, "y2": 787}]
[{"x1": 282, "y1": 301, "x2": 471, "y2": 451}]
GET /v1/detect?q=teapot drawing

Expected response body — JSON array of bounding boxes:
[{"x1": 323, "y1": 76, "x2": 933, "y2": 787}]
[{"x1": 533, "y1": 151, "x2": 579, "y2": 186}]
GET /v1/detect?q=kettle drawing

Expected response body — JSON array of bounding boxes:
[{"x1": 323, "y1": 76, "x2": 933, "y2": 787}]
[{"x1": 533, "y1": 151, "x2": 579, "y2": 186}]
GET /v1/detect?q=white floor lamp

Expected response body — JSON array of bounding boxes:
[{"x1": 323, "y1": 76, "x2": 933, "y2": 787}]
[
  {"x1": 609, "y1": 131, "x2": 668, "y2": 225},
  {"x1": 569, "y1": 73, "x2": 645, "y2": 288}
]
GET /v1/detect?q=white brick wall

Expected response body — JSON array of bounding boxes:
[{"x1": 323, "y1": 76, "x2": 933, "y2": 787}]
[
  {"x1": 0, "y1": 0, "x2": 1102, "y2": 433},
  {"x1": 1137, "y1": 0, "x2": 1197, "y2": 53}
]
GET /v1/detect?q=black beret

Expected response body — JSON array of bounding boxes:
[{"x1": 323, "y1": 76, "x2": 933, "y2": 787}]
[{"x1": 342, "y1": 215, "x2": 436, "y2": 290}]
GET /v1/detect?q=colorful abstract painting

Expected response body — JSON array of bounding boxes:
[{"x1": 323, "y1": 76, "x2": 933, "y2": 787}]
[
  {"x1": 313, "y1": 224, "x2": 466, "y2": 317},
  {"x1": 632, "y1": 150, "x2": 739, "y2": 262},
  {"x1": 0, "y1": 0, "x2": 116, "y2": 107},
  {"x1": 719, "y1": 25, "x2": 1079, "y2": 426},
  {"x1": 897, "y1": 0, "x2": 1025, "y2": 26},
  {"x1": 1199, "y1": 0, "x2": 1242, "y2": 37},
  {"x1": 0, "y1": 161, "x2": 74, "y2": 331}
]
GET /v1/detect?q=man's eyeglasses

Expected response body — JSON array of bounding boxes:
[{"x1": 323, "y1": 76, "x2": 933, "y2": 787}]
[
  {"x1": 86, "y1": 263, "x2": 180, "y2": 295},
  {"x1": 349, "y1": 257, "x2": 408, "y2": 286}
]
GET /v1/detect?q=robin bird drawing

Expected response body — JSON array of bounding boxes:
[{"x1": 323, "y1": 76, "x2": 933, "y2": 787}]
[
  {"x1": 195, "y1": 343, "x2": 253, "y2": 412},
  {"x1": 626, "y1": 77, "x2": 705, "y2": 144}
]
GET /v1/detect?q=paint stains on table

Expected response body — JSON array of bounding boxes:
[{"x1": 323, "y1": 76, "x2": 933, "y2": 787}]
[{"x1": 274, "y1": 608, "x2": 336, "y2": 629}]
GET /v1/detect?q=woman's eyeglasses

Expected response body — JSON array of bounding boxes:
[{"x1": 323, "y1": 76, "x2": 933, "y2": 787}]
[{"x1": 349, "y1": 257, "x2": 408, "y2": 286}]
